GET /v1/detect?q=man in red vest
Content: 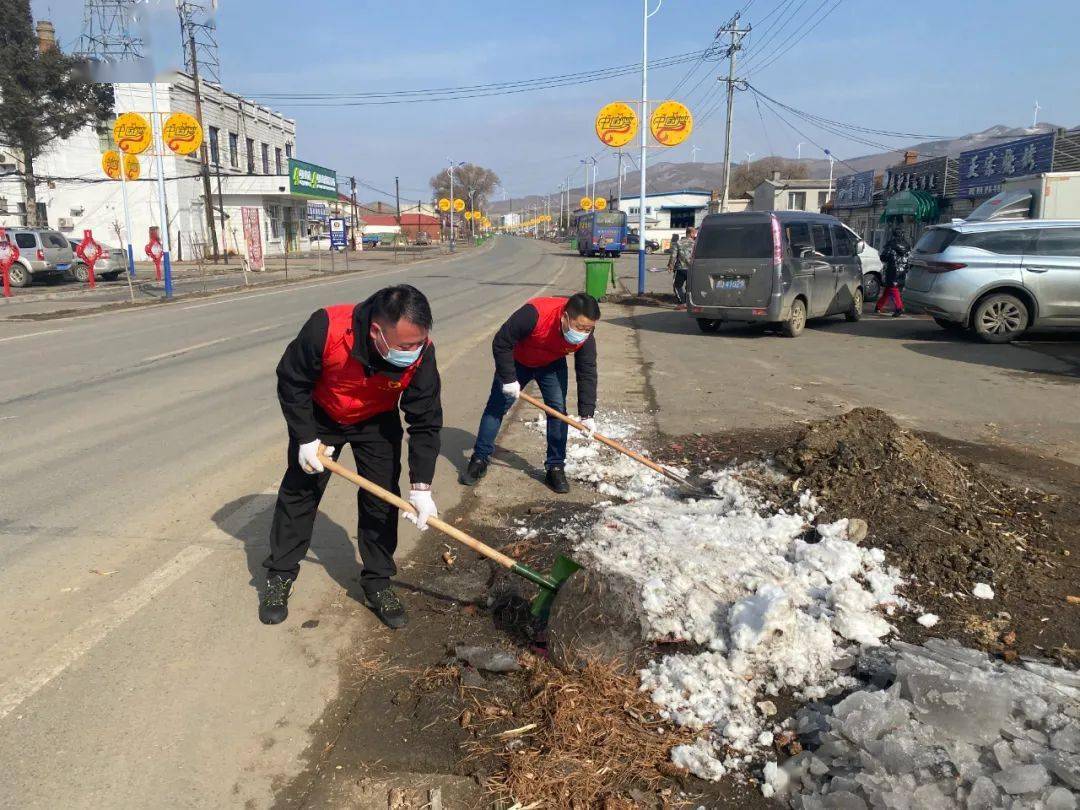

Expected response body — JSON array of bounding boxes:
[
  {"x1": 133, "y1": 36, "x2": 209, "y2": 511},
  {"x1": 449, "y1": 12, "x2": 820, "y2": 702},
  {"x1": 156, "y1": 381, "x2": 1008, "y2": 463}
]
[
  {"x1": 461, "y1": 293, "x2": 600, "y2": 494},
  {"x1": 260, "y1": 285, "x2": 442, "y2": 628}
]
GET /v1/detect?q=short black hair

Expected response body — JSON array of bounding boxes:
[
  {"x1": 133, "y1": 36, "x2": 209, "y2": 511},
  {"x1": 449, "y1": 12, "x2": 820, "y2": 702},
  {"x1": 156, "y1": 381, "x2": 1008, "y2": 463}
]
[
  {"x1": 566, "y1": 292, "x2": 601, "y2": 320},
  {"x1": 369, "y1": 284, "x2": 433, "y2": 330}
]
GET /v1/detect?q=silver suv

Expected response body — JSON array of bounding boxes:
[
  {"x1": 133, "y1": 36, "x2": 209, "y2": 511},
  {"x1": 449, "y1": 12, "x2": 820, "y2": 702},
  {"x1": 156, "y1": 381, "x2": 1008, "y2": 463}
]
[
  {"x1": 904, "y1": 220, "x2": 1080, "y2": 342},
  {"x1": 6, "y1": 228, "x2": 74, "y2": 287}
]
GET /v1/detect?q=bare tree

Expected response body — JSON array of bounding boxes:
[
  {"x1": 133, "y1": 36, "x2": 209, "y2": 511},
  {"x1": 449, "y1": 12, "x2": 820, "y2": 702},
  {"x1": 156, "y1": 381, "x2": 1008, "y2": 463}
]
[
  {"x1": 429, "y1": 163, "x2": 500, "y2": 212},
  {"x1": 729, "y1": 157, "x2": 809, "y2": 198}
]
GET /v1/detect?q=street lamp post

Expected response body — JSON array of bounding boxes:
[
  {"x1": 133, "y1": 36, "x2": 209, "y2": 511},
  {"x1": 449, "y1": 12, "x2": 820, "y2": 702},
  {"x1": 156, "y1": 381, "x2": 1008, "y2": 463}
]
[
  {"x1": 447, "y1": 159, "x2": 463, "y2": 252},
  {"x1": 825, "y1": 149, "x2": 835, "y2": 208},
  {"x1": 639, "y1": 0, "x2": 663, "y2": 295}
]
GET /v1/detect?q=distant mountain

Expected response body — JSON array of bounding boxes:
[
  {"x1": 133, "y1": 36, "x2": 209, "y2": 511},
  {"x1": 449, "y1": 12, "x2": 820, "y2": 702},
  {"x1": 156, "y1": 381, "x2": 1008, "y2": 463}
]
[{"x1": 489, "y1": 123, "x2": 1069, "y2": 216}]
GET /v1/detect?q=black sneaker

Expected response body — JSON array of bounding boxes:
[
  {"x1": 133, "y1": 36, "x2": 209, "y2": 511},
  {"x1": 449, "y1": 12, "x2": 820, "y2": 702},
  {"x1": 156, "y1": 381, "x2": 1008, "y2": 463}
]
[
  {"x1": 259, "y1": 575, "x2": 293, "y2": 625},
  {"x1": 545, "y1": 466, "x2": 570, "y2": 494},
  {"x1": 460, "y1": 455, "x2": 489, "y2": 486},
  {"x1": 892, "y1": 309, "x2": 905, "y2": 318},
  {"x1": 367, "y1": 587, "x2": 408, "y2": 629}
]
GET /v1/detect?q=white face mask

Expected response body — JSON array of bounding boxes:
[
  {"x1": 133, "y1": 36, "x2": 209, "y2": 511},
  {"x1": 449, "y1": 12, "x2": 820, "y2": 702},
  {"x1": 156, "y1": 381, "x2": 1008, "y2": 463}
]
[{"x1": 374, "y1": 324, "x2": 423, "y2": 368}]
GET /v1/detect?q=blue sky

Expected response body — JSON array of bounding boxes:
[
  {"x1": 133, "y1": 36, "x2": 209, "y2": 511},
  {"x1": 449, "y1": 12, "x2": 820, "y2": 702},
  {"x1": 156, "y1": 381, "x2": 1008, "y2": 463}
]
[{"x1": 33, "y1": 0, "x2": 1080, "y2": 204}]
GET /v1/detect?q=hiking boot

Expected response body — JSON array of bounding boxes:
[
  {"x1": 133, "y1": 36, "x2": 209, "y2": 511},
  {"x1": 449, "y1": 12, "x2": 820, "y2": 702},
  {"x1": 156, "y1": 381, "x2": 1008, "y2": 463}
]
[
  {"x1": 259, "y1": 575, "x2": 293, "y2": 625},
  {"x1": 545, "y1": 465, "x2": 570, "y2": 494},
  {"x1": 460, "y1": 455, "x2": 489, "y2": 486},
  {"x1": 367, "y1": 587, "x2": 408, "y2": 629}
]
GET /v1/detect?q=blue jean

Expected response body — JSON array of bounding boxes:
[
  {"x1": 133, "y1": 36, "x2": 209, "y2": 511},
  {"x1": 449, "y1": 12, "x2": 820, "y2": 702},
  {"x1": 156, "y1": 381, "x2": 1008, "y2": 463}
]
[{"x1": 473, "y1": 359, "x2": 569, "y2": 469}]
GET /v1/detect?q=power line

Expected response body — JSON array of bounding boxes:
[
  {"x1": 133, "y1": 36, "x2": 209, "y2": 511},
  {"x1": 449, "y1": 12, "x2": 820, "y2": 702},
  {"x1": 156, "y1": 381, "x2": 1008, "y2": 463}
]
[{"x1": 747, "y1": 0, "x2": 845, "y2": 74}]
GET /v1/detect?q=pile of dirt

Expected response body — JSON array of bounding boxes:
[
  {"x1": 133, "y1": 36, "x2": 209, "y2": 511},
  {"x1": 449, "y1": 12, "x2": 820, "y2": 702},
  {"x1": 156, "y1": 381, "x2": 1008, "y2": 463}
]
[{"x1": 774, "y1": 407, "x2": 1059, "y2": 593}]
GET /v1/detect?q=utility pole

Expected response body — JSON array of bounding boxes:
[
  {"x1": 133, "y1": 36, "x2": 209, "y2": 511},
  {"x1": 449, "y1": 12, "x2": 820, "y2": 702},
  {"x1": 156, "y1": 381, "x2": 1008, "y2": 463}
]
[
  {"x1": 718, "y1": 13, "x2": 751, "y2": 213},
  {"x1": 395, "y1": 175, "x2": 402, "y2": 244},
  {"x1": 349, "y1": 176, "x2": 358, "y2": 249},
  {"x1": 638, "y1": 0, "x2": 663, "y2": 294},
  {"x1": 188, "y1": 33, "x2": 220, "y2": 261},
  {"x1": 615, "y1": 152, "x2": 624, "y2": 211}
]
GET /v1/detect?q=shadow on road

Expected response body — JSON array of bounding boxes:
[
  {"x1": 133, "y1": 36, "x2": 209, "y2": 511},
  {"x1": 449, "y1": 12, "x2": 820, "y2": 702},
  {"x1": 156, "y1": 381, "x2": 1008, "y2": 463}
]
[{"x1": 440, "y1": 425, "x2": 542, "y2": 484}]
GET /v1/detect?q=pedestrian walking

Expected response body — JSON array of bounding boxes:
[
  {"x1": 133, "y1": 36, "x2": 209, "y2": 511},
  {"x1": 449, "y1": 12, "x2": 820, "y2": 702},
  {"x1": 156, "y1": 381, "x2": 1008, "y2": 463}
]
[
  {"x1": 260, "y1": 285, "x2": 442, "y2": 628},
  {"x1": 876, "y1": 226, "x2": 910, "y2": 317},
  {"x1": 672, "y1": 226, "x2": 696, "y2": 310},
  {"x1": 461, "y1": 293, "x2": 600, "y2": 495}
]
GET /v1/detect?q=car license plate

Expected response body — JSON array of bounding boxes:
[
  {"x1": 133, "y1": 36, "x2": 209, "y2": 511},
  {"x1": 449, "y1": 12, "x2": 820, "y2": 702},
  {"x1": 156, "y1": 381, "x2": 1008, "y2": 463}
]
[
  {"x1": 57, "y1": 263, "x2": 70, "y2": 270},
  {"x1": 715, "y1": 277, "x2": 745, "y2": 290}
]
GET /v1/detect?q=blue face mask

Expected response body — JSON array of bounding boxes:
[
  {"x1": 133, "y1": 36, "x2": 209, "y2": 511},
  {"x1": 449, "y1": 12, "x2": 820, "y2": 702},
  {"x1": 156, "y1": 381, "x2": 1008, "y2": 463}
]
[
  {"x1": 374, "y1": 325, "x2": 424, "y2": 368},
  {"x1": 563, "y1": 323, "x2": 591, "y2": 345}
]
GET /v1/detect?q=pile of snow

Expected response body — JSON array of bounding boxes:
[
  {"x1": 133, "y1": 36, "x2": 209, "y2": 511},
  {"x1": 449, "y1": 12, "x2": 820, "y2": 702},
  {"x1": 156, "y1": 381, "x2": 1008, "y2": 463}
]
[
  {"x1": 557, "y1": 417, "x2": 905, "y2": 780},
  {"x1": 771, "y1": 639, "x2": 1080, "y2": 808}
]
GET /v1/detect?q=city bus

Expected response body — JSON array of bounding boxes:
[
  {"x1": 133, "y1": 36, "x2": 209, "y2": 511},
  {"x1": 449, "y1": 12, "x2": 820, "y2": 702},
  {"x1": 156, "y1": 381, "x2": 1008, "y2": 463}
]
[{"x1": 575, "y1": 210, "x2": 628, "y2": 257}]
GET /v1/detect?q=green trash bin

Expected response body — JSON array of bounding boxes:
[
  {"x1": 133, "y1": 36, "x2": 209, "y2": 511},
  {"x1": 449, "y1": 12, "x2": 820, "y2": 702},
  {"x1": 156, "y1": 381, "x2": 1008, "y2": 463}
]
[
  {"x1": 569, "y1": 237, "x2": 578, "y2": 251},
  {"x1": 585, "y1": 258, "x2": 614, "y2": 300}
]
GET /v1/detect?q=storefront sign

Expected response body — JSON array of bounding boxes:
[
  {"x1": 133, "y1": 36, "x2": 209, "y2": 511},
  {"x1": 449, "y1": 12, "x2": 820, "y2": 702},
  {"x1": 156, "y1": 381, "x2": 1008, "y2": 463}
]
[
  {"x1": 288, "y1": 158, "x2": 338, "y2": 200},
  {"x1": 241, "y1": 207, "x2": 264, "y2": 270},
  {"x1": 833, "y1": 170, "x2": 874, "y2": 208},
  {"x1": 884, "y1": 156, "x2": 948, "y2": 197},
  {"x1": 306, "y1": 202, "x2": 329, "y2": 223},
  {"x1": 957, "y1": 133, "x2": 1055, "y2": 198},
  {"x1": 329, "y1": 217, "x2": 347, "y2": 249}
]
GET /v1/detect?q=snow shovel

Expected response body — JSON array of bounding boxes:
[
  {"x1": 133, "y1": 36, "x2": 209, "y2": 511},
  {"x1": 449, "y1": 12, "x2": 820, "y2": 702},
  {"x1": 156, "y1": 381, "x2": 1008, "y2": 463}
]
[
  {"x1": 317, "y1": 452, "x2": 580, "y2": 617},
  {"x1": 517, "y1": 392, "x2": 716, "y2": 499}
]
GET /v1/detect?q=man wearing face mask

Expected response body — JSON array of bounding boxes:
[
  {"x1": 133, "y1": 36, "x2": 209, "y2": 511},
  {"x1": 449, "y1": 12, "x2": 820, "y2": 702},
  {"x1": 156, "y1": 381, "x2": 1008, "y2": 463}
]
[
  {"x1": 461, "y1": 292, "x2": 600, "y2": 494},
  {"x1": 260, "y1": 285, "x2": 442, "y2": 628}
]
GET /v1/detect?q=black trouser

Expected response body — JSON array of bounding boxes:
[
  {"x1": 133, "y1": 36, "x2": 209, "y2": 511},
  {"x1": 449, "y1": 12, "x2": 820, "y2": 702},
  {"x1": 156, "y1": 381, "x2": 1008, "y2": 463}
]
[
  {"x1": 673, "y1": 267, "x2": 688, "y2": 303},
  {"x1": 264, "y1": 411, "x2": 403, "y2": 595}
]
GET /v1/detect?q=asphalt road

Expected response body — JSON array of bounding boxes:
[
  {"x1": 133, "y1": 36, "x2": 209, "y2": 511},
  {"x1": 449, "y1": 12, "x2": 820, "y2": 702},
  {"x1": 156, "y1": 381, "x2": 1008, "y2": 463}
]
[{"x1": 0, "y1": 236, "x2": 578, "y2": 809}]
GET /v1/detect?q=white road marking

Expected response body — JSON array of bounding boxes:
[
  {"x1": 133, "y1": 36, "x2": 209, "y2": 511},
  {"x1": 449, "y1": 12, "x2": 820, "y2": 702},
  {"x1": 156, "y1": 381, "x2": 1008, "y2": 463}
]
[
  {"x1": 0, "y1": 544, "x2": 215, "y2": 722},
  {"x1": 0, "y1": 329, "x2": 62, "y2": 344},
  {"x1": 138, "y1": 323, "x2": 286, "y2": 364}
]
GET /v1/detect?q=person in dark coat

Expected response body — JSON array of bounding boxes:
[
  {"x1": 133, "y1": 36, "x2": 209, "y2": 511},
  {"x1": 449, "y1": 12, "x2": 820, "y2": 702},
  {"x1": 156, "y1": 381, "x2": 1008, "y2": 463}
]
[{"x1": 876, "y1": 226, "x2": 911, "y2": 317}]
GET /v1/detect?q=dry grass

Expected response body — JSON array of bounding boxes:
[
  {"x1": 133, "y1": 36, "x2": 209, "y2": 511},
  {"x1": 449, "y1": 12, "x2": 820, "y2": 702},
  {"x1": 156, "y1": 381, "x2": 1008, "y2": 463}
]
[{"x1": 466, "y1": 657, "x2": 695, "y2": 808}]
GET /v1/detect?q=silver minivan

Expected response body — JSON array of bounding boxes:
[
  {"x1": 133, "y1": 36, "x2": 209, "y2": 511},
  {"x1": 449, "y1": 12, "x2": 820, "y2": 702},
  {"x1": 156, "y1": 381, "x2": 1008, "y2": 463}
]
[
  {"x1": 687, "y1": 211, "x2": 865, "y2": 337},
  {"x1": 6, "y1": 228, "x2": 74, "y2": 286},
  {"x1": 904, "y1": 220, "x2": 1080, "y2": 342}
]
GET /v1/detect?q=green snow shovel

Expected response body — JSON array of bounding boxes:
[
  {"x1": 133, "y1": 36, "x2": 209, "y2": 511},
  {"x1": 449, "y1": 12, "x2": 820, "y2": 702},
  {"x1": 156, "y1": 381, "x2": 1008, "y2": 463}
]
[{"x1": 319, "y1": 452, "x2": 580, "y2": 617}]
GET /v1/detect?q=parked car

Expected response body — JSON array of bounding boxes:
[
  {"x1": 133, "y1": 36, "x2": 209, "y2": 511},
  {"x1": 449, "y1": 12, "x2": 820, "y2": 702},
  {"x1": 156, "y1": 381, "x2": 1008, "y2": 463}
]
[
  {"x1": 839, "y1": 225, "x2": 885, "y2": 301},
  {"x1": 66, "y1": 238, "x2": 126, "y2": 282},
  {"x1": 904, "y1": 219, "x2": 1080, "y2": 343},
  {"x1": 4, "y1": 228, "x2": 73, "y2": 287},
  {"x1": 687, "y1": 211, "x2": 865, "y2": 337},
  {"x1": 413, "y1": 232, "x2": 431, "y2": 246},
  {"x1": 626, "y1": 231, "x2": 660, "y2": 253},
  {"x1": 361, "y1": 233, "x2": 381, "y2": 248}
]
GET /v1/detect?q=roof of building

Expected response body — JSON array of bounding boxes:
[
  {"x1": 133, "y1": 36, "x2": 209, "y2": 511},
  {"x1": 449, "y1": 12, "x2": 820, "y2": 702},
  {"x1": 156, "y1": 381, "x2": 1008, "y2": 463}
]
[
  {"x1": 627, "y1": 189, "x2": 713, "y2": 199},
  {"x1": 758, "y1": 177, "x2": 833, "y2": 190}
]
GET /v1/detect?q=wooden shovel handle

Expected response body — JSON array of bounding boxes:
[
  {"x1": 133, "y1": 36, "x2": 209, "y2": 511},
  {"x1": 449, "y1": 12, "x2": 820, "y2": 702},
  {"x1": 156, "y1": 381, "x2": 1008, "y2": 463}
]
[
  {"x1": 517, "y1": 392, "x2": 686, "y2": 485},
  {"x1": 318, "y1": 454, "x2": 517, "y2": 570}
]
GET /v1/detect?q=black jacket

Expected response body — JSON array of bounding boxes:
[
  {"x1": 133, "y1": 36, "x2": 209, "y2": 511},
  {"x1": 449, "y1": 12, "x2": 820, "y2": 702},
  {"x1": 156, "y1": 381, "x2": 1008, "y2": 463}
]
[
  {"x1": 492, "y1": 302, "x2": 598, "y2": 418},
  {"x1": 881, "y1": 232, "x2": 911, "y2": 287},
  {"x1": 276, "y1": 297, "x2": 442, "y2": 484}
]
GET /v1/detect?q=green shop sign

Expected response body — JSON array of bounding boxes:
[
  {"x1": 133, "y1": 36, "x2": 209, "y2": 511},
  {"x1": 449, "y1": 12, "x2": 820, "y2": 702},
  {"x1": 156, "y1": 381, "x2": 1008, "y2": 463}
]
[{"x1": 288, "y1": 158, "x2": 337, "y2": 200}]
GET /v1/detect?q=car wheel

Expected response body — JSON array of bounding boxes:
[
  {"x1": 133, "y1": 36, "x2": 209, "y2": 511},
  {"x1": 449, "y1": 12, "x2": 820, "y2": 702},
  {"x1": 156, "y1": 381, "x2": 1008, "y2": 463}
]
[
  {"x1": 782, "y1": 298, "x2": 807, "y2": 337},
  {"x1": 863, "y1": 272, "x2": 881, "y2": 302},
  {"x1": 845, "y1": 287, "x2": 864, "y2": 322},
  {"x1": 696, "y1": 318, "x2": 721, "y2": 333},
  {"x1": 8, "y1": 262, "x2": 30, "y2": 287},
  {"x1": 73, "y1": 263, "x2": 90, "y2": 283},
  {"x1": 645, "y1": 245, "x2": 655, "y2": 254},
  {"x1": 972, "y1": 293, "x2": 1029, "y2": 343},
  {"x1": 932, "y1": 316, "x2": 965, "y2": 332}
]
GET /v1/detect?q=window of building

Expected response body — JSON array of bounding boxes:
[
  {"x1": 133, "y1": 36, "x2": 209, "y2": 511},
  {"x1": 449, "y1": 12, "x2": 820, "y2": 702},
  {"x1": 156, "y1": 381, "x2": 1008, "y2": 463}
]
[
  {"x1": 268, "y1": 204, "x2": 281, "y2": 239},
  {"x1": 228, "y1": 132, "x2": 239, "y2": 168},
  {"x1": 669, "y1": 207, "x2": 697, "y2": 229},
  {"x1": 0, "y1": 198, "x2": 6, "y2": 214},
  {"x1": 246, "y1": 138, "x2": 255, "y2": 173},
  {"x1": 97, "y1": 116, "x2": 117, "y2": 153},
  {"x1": 261, "y1": 143, "x2": 270, "y2": 175},
  {"x1": 818, "y1": 191, "x2": 830, "y2": 209},
  {"x1": 788, "y1": 191, "x2": 807, "y2": 210},
  {"x1": 208, "y1": 126, "x2": 220, "y2": 165},
  {"x1": 275, "y1": 147, "x2": 283, "y2": 175},
  {"x1": 285, "y1": 142, "x2": 293, "y2": 159}
]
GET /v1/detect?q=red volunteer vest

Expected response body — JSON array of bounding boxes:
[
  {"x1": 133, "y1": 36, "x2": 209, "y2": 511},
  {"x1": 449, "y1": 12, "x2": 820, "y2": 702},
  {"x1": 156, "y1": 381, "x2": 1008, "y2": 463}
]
[
  {"x1": 312, "y1": 304, "x2": 424, "y2": 425},
  {"x1": 512, "y1": 296, "x2": 586, "y2": 368}
]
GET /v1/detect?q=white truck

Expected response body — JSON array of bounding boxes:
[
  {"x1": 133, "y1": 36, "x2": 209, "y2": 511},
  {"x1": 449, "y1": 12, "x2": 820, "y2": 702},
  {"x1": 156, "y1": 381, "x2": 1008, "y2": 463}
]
[{"x1": 967, "y1": 171, "x2": 1080, "y2": 221}]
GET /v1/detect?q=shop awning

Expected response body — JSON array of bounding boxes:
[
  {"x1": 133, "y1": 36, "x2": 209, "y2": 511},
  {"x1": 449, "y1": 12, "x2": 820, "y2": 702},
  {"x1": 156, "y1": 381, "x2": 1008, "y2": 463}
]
[{"x1": 881, "y1": 190, "x2": 939, "y2": 222}]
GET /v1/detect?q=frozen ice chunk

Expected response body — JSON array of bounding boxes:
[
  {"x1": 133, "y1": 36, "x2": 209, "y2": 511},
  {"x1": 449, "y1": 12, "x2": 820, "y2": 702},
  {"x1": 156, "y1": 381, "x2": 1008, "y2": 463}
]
[
  {"x1": 833, "y1": 690, "x2": 911, "y2": 746},
  {"x1": 879, "y1": 737, "x2": 918, "y2": 774},
  {"x1": 820, "y1": 791, "x2": 867, "y2": 809},
  {"x1": 1051, "y1": 722, "x2": 1080, "y2": 754},
  {"x1": 993, "y1": 740, "x2": 1016, "y2": 770},
  {"x1": 965, "y1": 776, "x2": 999, "y2": 810},
  {"x1": 992, "y1": 763, "x2": 1051, "y2": 794},
  {"x1": 972, "y1": 583, "x2": 994, "y2": 600},
  {"x1": 1047, "y1": 752, "x2": 1080, "y2": 790},
  {"x1": 1044, "y1": 786, "x2": 1077, "y2": 810},
  {"x1": 910, "y1": 783, "x2": 950, "y2": 810},
  {"x1": 906, "y1": 672, "x2": 1009, "y2": 745},
  {"x1": 670, "y1": 738, "x2": 726, "y2": 781},
  {"x1": 763, "y1": 760, "x2": 790, "y2": 795}
]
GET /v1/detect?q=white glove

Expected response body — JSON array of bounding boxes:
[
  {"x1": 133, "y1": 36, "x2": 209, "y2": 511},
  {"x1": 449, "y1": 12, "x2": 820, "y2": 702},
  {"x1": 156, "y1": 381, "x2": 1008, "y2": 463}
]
[
  {"x1": 298, "y1": 439, "x2": 335, "y2": 474},
  {"x1": 501, "y1": 381, "x2": 521, "y2": 399},
  {"x1": 404, "y1": 488, "x2": 438, "y2": 531},
  {"x1": 579, "y1": 417, "x2": 596, "y2": 438}
]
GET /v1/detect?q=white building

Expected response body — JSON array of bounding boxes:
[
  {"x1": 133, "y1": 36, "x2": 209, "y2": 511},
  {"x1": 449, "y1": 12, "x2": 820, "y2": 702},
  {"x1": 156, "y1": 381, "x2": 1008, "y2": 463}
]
[
  {"x1": 0, "y1": 72, "x2": 336, "y2": 261},
  {"x1": 751, "y1": 173, "x2": 834, "y2": 212},
  {"x1": 613, "y1": 189, "x2": 747, "y2": 248}
]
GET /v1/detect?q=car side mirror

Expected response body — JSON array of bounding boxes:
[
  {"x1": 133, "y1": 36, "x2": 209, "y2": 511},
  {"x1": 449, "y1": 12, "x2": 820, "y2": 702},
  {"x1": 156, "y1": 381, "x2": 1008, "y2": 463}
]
[{"x1": 856, "y1": 239, "x2": 866, "y2": 254}]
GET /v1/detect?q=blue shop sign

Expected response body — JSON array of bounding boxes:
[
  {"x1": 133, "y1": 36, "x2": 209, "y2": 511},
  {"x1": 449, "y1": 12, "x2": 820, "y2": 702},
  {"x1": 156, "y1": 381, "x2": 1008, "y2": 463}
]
[
  {"x1": 306, "y1": 202, "x2": 329, "y2": 222},
  {"x1": 957, "y1": 133, "x2": 1055, "y2": 198},
  {"x1": 834, "y1": 170, "x2": 875, "y2": 208}
]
